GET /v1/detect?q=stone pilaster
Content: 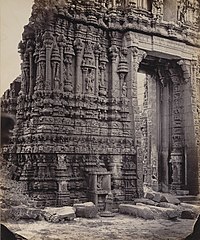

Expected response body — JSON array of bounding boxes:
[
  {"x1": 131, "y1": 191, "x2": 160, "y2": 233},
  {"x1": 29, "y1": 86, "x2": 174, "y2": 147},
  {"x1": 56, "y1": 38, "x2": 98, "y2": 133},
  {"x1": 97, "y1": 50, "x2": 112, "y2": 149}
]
[
  {"x1": 126, "y1": 46, "x2": 146, "y2": 197},
  {"x1": 58, "y1": 35, "x2": 65, "y2": 92},
  {"x1": 109, "y1": 40, "x2": 119, "y2": 99},
  {"x1": 63, "y1": 38, "x2": 75, "y2": 93},
  {"x1": 117, "y1": 47, "x2": 128, "y2": 99},
  {"x1": 26, "y1": 39, "x2": 35, "y2": 96},
  {"x1": 99, "y1": 48, "x2": 108, "y2": 97},
  {"x1": 74, "y1": 39, "x2": 84, "y2": 94},
  {"x1": 94, "y1": 43, "x2": 101, "y2": 96},
  {"x1": 181, "y1": 58, "x2": 200, "y2": 195},
  {"x1": 43, "y1": 31, "x2": 54, "y2": 91},
  {"x1": 168, "y1": 68, "x2": 184, "y2": 191}
]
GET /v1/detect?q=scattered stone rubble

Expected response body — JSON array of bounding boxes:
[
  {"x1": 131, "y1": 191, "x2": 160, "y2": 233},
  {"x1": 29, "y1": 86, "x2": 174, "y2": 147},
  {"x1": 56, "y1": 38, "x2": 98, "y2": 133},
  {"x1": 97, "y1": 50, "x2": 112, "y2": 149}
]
[
  {"x1": 2, "y1": 192, "x2": 200, "y2": 223},
  {"x1": 1, "y1": 165, "x2": 199, "y2": 223},
  {"x1": 119, "y1": 191, "x2": 200, "y2": 221},
  {"x1": 0, "y1": 157, "x2": 38, "y2": 221}
]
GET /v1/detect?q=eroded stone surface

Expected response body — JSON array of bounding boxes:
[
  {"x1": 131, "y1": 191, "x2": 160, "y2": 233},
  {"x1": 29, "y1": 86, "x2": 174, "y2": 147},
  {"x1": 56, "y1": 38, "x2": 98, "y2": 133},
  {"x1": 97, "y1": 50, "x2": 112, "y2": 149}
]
[
  {"x1": 119, "y1": 203, "x2": 179, "y2": 220},
  {"x1": 74, "y1": 202, "x2": 98, "y2": 218},
  {"x1": 43, "y1": 206, "x2": 75, "y2": 223},
  {"x1": 1, "y1": 0, "x2": 200, "y2": 209}
]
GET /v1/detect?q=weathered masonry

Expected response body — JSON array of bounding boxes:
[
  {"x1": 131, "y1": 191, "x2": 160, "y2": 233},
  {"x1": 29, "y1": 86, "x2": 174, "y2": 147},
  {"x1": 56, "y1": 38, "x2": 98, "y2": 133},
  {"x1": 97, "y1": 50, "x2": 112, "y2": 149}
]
[{"x1": 1, "y1": 0, "x2": 200, "y2": 207}]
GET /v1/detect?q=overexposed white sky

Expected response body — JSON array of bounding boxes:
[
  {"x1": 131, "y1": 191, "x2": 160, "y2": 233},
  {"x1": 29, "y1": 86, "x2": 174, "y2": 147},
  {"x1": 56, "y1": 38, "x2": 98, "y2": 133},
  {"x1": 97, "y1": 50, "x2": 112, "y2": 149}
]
[{"x1": 0, "y1": 0, "x2": 34, "y2": 96}]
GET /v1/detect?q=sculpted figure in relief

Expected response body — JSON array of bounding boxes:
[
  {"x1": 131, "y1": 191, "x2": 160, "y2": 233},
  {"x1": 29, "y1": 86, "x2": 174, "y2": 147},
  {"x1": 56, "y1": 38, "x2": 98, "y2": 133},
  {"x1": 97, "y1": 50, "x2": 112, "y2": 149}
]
[
  {"x1": 177, "y1": 0, "x2": 188, "y2": 23},
  {"x1": 85, "y1": 69, "x2": 95, "y2": 93},
  {"x1": 152, "y1": 0, "x2": 163, "y2": 17}
]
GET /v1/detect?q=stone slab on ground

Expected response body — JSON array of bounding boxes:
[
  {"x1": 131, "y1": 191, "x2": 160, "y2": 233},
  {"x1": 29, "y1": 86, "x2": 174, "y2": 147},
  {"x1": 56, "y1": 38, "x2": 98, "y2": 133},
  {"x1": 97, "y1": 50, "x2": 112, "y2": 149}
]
[
  {"x1": 162, "y1": 194, "x2": 181, "y2": 205},
  {"x1": 134, "y1": 198, "x2": 158, "y2": 206},
  {"x1": 119, "y1": 204, "x2": 155, "y2": 220},
  {"x1": 119, "y1": 203, "x2": 179, "y2": 220},
  {"x1": 157, "y1": 202, "x2": 179, "y2": 210},
  {"x1": 43, "y1": 206, "x2": 75, "y2": 223},
  {"x1": 136, "y1": 203, "x2": 179, "y2": 220},
  {"x1": 180, "y1": 203, "x2": 200, "y2": 213},
  {"x1": 152, "y1": 193, "x2": 166, "y2": 203},
  {"x1": 144, "y1": 191, "x2": 180, "y2": 205}
]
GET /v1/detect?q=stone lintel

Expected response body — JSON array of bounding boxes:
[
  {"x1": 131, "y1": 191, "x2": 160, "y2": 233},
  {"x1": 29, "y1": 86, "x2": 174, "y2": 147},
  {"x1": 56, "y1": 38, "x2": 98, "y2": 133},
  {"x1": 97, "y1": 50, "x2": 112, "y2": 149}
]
[{"x1": 125, "y1": 32, "x2": 199, "y2": 60}]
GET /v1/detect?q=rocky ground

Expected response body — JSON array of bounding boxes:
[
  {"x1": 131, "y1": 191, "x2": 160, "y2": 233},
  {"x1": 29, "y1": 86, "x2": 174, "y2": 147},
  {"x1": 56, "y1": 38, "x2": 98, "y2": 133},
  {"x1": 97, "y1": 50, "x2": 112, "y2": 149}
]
[
  {"x1": 4, "y1": 214, "x2": 195, "y2": 240},
  {"x1": 0, "y1": 170, "x2": 198, "y2": 240}
]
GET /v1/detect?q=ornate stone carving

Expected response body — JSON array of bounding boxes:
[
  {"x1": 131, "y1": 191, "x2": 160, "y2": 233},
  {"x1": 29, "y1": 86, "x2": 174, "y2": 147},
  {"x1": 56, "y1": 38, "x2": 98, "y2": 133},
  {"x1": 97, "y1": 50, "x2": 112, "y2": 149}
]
[
  {"x1": 152, "y1": 0, "x2": 163, "y2": 19},
  {"x1": 168, "y1": 67, "x2": 184, "y2": 191},
  {"x1": 1, "y1": 0, "x2": 200, "y2": 207}
]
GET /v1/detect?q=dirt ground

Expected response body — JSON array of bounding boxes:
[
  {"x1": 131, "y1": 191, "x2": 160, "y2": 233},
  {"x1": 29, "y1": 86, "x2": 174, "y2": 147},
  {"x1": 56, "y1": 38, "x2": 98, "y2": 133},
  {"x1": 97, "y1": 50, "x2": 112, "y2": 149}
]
[{"x1": 4, "y1": 214, "x2": 196, "y2": 240}]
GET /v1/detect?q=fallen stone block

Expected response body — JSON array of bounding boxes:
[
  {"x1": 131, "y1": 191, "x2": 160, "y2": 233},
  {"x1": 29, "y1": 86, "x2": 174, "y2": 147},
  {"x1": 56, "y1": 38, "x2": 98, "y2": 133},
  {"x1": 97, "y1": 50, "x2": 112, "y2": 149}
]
[
  {"x1": 162, "y1": 194, "x2": 180, "y2": 205},
  {"x1": 119, "y1": 203, "x2": 179, "y2": 220},
  {"x1": 134, "y1": 198, "x2": 158, "y2": 206},
  {"x1": 144, "y1": 192, "x2": 155, "y2": 200},
  {"x1": 119, "y1": 204, "x2": 155, "y2": 220},
  {"x1": 43, "y1": 206, "x2": 75, "y2": 222},
  {"x1": 158, "y1": 202, "x2": 179, "y2": 210},
  {"x1": 181, "y1": 210, "x2": 197, "y2": 219},
  {"x1": 152, "y1": 193, "x2": 166, "y2": 203},
  {"x1": 74, "y1": 202, "x2": 94, "y2": 208},
  {"x1": 180, "y1": 203, "x2": 200, "y2": 216},
  {"x1": 75, "y1": 207, "x2": 85, "y2": 218},
  {"x1": 136, "y1": 203, "x2": 178, "y2": 220},
  {"x1": 73, "y1": 202, "x2": 98, "y2": 218},
  {"x1": 84, "y1": 205, "x2": 98, "y2": 218}
]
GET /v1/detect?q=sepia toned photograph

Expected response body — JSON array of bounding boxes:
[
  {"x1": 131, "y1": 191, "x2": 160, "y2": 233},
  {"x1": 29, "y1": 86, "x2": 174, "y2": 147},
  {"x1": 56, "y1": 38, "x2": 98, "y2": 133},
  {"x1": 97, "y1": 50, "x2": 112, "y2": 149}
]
[{"x1": 0, "y1": 0, "x2": 200, "y2": 239}]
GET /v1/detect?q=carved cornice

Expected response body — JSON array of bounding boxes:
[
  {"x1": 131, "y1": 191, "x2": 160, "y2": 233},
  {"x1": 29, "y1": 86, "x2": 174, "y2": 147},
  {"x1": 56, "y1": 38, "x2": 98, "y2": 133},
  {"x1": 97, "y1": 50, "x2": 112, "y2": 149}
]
[{"x1": 28, "y1": 0, "x2": 200, "y2": 47}]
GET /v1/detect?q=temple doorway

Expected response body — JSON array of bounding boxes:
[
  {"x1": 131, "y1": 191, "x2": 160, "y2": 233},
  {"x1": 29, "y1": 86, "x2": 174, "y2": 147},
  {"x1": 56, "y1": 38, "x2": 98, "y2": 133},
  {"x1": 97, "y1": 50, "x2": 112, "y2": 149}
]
[{"x1": 137, "y1": 58, "x2": 186, "y2": 194}]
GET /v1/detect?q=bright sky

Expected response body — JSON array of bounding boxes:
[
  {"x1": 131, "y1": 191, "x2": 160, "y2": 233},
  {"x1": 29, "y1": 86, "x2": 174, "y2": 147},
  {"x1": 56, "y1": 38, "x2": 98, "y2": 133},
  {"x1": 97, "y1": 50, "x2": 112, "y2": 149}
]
[{"x1": 0, "y1": 0, "x2": 34, "y2": 96}]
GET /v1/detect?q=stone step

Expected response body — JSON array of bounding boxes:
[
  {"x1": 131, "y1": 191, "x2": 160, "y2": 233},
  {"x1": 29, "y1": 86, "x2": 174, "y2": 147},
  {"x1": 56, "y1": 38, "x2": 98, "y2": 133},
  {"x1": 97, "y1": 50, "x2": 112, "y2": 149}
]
[
  {"x1": 184, "y1": 201, "x2": 200, "y2": 206},
  {"x1": 177, "y1": 195, "x2": 200, "y2": 206},
  {"x1": 177, "y1": 195, "x2": 200, "y2": 201}
]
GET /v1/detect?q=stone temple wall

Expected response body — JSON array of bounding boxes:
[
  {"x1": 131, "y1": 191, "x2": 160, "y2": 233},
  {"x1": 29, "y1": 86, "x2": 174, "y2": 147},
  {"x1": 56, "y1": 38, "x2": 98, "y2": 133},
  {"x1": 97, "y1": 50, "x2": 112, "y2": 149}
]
[{"x1": 1, "y1": 0, "x2": 200, "y2": 206}]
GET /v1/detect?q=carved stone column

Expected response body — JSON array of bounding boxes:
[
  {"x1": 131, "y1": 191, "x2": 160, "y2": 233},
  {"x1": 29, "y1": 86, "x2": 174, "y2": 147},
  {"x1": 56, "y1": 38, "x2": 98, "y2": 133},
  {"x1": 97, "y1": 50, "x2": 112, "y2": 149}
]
[
  {"x1": 180, "y1": 58, "x2": 200, "y2": 195},
  {"x1": 127, "y1": 46, "x2": 146, "y2": 140},
  {"x1": 168, "y1": 68, "x2": 184, "y2": 191},
  {"x1": 26, "y1": 39, "x2": 35, "y2": 96},
  {"x1": 21, "y1": 47, "x2": 30, "y2": 95},
  {"x1": 126, "y1": 45, "x2": 146, "y2": 197},
  {"x1": 81, "y1": 41, "x2": 95, "y2": 95},
  {"x1": 99, "y1": 48, "x2": 108, "y2": 97},
  {"x1": 43, "y1": 31, "x2": 54, "y2": 90},
  {"x1": 56, "y1": 155, "x2": 70, "y2": 206},
  {"x1": 57, "y1": 35, "x2": 66, "y2": 92},
  {"x1": 117, "y1": 47, "x2": 128, "y2": 99},
  {"x1": 51, "y1": 43, "x2": 61, "y2": 91},
  {"x1": 35, "y1": 47, "x2": 46, "y2": 91},
  {"x1": 94, "y1": 43, "x2": 101, "y2": 96},
  {"x1": 109, "y1": 40, "x2": 119, "y2": 98},
  {"x1": 74, "y1": 38, "x2": 84, "y2": 94},
  {"x1": 63, "y1": 38, "x2": 75, "y2": 93}
]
